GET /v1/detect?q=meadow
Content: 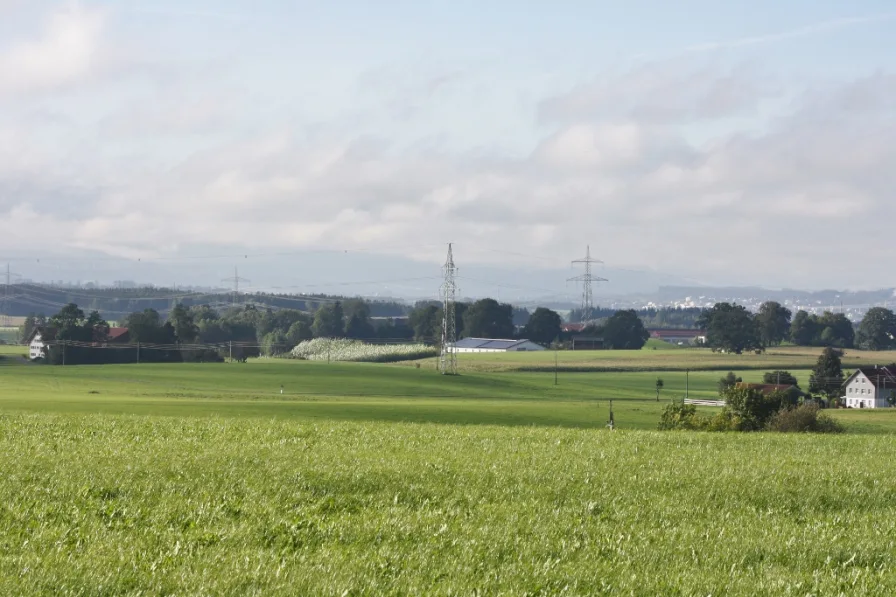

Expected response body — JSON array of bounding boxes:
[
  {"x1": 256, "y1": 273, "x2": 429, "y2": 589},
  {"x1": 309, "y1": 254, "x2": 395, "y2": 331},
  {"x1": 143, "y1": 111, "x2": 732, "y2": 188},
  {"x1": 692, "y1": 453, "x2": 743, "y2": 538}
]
[
  {"x1": 3, "y1": 414, "x2": 896, "y2": 595},
  {"x1": 4, "y1": 346, "x2": 896, "y2": 594}
]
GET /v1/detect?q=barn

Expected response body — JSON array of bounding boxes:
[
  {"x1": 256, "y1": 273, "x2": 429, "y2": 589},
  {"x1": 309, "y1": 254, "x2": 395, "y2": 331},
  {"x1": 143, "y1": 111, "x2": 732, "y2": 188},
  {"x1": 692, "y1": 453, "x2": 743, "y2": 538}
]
[{"x1": 452, "y1": 338, "x2": 545, "y2": 353}]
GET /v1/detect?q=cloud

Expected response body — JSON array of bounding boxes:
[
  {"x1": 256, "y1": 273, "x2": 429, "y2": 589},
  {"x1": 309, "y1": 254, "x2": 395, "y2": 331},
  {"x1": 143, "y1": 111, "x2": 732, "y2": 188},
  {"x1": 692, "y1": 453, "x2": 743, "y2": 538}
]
[
  {"x1": 539, "y1": 62, "x2": 780, "y2": 125},
  {"x1": 684, "y1": 12, "x2": 896, "y2": 54},
  {"x1": 0, "y1": 4, "x2": 107, "y2": 94}
]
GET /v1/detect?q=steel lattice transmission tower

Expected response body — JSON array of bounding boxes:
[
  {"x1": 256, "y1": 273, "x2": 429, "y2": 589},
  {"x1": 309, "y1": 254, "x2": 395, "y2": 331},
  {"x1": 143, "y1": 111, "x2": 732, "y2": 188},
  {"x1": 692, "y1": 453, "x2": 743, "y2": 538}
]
[
  {"x1": 222, "y1": 267, "x2": 250, "y2": 311},
  {"x1": 439, "y1": 243, "x2": 458, "y2": 375},
  {"x1": 568, "y1": 246, "x2": 607, "y2": 324}
]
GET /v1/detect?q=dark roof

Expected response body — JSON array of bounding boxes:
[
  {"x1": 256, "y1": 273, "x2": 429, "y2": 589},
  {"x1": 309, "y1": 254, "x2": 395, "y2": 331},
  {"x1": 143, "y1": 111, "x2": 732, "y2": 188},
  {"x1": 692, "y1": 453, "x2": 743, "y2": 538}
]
[
  {"x1": 27, "y1": 326, "x2": 57, "y2": 343},
  {"x1": 852, "y1": 366, "x2": 896, "y2": 387}
]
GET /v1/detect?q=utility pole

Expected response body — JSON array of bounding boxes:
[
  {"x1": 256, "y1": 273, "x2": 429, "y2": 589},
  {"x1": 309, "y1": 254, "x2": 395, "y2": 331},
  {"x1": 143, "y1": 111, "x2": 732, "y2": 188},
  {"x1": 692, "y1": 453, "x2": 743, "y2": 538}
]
[
  {"x1": 686, "y1": 369, "x2": 689, "y2": 400},
  {"x1": 221, "y1": 267, "x2": 250, "y2": 312},
  {"x1": 568, "y1": 246, "x2": 607, "y2": 325},
  {"x1": 439, "y1": 243, "x2": 458, "y2": 375}
]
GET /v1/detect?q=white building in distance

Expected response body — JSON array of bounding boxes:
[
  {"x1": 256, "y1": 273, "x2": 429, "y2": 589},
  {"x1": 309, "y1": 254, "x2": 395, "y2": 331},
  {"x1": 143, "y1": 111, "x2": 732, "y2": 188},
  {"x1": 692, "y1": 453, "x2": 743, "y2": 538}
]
[
  {"x1": 843, "y1": 366, "x2": 896, "y2": 409},
  {"x1": 452, "y1": 338, "x2": 545, "y2": 353}
]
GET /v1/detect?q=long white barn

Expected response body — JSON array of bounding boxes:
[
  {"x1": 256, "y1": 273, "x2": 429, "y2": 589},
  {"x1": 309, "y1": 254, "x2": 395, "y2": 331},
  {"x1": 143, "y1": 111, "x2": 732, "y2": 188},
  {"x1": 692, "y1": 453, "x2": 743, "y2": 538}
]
[{"x1": 452, "y1": 338, "x2": 544, "y2": 353}]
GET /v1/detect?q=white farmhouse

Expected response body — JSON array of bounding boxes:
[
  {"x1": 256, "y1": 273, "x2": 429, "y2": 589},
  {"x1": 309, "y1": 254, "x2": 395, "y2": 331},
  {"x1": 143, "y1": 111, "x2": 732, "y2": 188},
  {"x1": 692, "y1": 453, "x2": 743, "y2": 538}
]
[
  {"x1": 27, "y1": 327, "x2": 56, "y2": 360},
  {"x1": 452, "y1": 338, "x2": 545, "y2": 353},
  {"x1": 842, "y1": 366, "x2": 896, "y2": 409}
]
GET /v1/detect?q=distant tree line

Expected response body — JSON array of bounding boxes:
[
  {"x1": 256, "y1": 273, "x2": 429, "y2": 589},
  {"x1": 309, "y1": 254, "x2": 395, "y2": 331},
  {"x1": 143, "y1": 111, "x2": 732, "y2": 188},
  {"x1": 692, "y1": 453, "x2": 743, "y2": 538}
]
[{"x1": 697, "y1": 300, "x2": 896, "y2": 353}]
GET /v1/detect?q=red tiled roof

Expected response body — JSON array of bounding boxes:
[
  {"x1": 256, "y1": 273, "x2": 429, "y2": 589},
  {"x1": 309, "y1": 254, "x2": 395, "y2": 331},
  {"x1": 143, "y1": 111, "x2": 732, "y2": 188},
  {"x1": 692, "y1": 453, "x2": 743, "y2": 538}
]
[
  {"x1": 106, "y1": 327, "x2": 129, "y2": 341},
  {"x1": 735, "y1": 382, "x2": 799, "y2": 395}
]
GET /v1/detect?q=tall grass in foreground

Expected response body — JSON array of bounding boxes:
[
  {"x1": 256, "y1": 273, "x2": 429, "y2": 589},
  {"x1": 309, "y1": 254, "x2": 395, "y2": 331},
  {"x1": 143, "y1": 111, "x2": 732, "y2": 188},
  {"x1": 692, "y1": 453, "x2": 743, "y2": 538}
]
[{"x1": 1, "y1": 414, "x2": 896, "y2": 595}]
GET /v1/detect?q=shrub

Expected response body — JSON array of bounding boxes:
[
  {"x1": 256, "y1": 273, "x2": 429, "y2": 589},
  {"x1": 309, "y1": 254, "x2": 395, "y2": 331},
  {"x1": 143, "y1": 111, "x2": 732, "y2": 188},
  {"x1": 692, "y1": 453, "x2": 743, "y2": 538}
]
[
  {"x1": 657, "y1": 402, "x2": 705, "y2": 431},
  {"x1": 766, "y1": 403, "x2": 845, "y2": 434}
]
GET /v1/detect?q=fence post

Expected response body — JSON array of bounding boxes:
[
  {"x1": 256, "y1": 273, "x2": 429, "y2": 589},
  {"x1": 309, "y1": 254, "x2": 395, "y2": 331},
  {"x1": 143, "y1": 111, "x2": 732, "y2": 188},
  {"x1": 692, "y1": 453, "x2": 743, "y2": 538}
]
[
  {"x1": 137, "y1": 342, "x2": 140, "y2": 364},
  {"x1": 62, "y1": 340, "x2": 66, "y2": 366},
  {"x1": 229, "y1": 341, "x2": 233, "y2": 363}
]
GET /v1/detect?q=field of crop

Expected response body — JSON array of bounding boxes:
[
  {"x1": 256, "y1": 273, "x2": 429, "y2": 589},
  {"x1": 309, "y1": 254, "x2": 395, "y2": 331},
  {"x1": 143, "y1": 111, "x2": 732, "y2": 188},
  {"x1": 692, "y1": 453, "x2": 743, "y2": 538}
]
[
  {"x1": 3, "y1": 414, "x2": 896, "y2": 595},
  {"x1": 4, "y1": 350, "x2": 896, "y2": 593}
]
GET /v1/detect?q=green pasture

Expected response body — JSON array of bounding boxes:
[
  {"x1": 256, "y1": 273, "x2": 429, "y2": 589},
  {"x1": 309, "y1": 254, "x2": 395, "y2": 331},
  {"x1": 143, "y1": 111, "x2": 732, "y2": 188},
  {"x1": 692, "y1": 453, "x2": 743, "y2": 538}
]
[
  {"x1": 409, "y1": 345, "x2": 896, "y2": 372},
  {"x1": 2, "y1": 356, "x2": 895, "y2": 432},
  {"x1": 2, "y1": 414, "x2": 896, "y2": 595}
]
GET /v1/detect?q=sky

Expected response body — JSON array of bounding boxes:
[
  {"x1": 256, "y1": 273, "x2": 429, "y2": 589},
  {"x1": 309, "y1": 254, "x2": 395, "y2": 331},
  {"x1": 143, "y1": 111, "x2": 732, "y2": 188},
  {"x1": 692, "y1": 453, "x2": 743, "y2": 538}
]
[{"x1": 1, "y1": 0, "x2": 895, "y2": 299}]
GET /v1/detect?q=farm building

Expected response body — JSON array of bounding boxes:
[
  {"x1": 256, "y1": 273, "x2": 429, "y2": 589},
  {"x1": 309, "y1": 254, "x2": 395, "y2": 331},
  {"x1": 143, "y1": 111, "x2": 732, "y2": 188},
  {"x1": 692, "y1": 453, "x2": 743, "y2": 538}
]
[
  {"x1": 28, "y1": 327, "x2": 56, "y2": 359},
  {"x1": 572, "y1": 336, "x2": 605, "y2": 350},
  {"x1": 27, "y1": 326, "x2": 130, "y2": 360},
  {"x1": 649, "y1": 329, "x2": 706, "y2": 346},
  {"x1": 842, "y1": 366, "x2": 896, "y2": 409},
  {"x1": 452, "y1": 338, "x2": 544, "y2": 353}
]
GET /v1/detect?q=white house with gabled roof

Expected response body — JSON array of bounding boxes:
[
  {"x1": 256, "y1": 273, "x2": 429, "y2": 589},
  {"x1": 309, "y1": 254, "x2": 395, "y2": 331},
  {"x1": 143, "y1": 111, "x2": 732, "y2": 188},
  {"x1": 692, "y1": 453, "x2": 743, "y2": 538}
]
[{"x1": 842, "y1": 366, "x2": 896, "y2": 409}]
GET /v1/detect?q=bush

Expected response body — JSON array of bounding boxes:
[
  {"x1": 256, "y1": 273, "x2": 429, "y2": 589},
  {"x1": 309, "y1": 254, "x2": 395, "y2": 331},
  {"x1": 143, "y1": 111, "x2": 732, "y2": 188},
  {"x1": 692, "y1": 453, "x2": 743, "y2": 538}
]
[
  {"x1": 766, "y1": 403, "x2": 844, "y2": 434},
  {"x1": 289, "y1": 338, "x2": 438, "y2": 363},
  {"x1": 657, "y1": 402, "x2": 704, "y2": 431}
]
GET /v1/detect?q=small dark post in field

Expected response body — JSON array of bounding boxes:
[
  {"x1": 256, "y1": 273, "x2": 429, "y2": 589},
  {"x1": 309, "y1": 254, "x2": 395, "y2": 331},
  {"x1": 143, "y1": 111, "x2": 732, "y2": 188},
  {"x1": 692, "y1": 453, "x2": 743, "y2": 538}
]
[{"x1": 607, "y1": 399, "x2": 615, "y2": 430}]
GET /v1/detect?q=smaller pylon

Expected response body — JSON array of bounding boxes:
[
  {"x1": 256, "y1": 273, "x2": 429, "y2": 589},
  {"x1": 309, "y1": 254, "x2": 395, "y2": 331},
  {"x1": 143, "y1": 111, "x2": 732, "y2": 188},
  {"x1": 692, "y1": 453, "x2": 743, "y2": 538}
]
[
  {"x1": 439, "y1": 244, "x2": 458, "y2": 375},
  {"x1": 221, "y1": 267, "x2": 250, "y2": 311},
  {"x1": 568, "y1": 246, "x2": 607, "y2": 324}
]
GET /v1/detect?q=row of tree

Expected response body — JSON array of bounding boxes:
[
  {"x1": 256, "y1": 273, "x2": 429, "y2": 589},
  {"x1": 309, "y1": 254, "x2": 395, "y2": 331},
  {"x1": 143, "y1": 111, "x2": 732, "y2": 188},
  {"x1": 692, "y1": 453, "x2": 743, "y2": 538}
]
[{"x1": 699, "y1": 301, "x2": 896, "y2": 353}]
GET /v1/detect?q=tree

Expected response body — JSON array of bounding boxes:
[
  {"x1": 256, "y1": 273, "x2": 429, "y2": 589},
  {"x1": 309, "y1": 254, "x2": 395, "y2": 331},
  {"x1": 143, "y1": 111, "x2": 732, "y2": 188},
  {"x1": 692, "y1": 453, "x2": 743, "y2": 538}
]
[
  {"x1": 763, "y1": 371, "x2": 798, "y2": 386},
  {"x1": 601, "y1": 309, "x2": 649, "y2": 350},
  {"x1": 462, "y1": 299, "x2": 514, "y2": 339},
  {"x1": 285, "y1": 320, "x2": 313, "y2": 346},
  {"x1": 722, "y1": 386, "x2": 792, "y2": 431},
  {"x1": 17, "y1": 313, "x2": 46, "y2": 344},
  {"x1": 655, "y1": 377, "x2": 664, "y2": 402},
  {"x1": 756, "y1": 301, "x2": 791, "y2": 347},
  {"x1": 49, "y1": 303, "x2": 85, "y2": 329},
  {"x1": 815, "y1": 312, "x2": 854, "y2": 348},
  {"x1": 344, "y1": 312, "x2": 375, "y2": 339},
  {"x1": 702, "y1": 303, "x2": 761, "y2": 354},
  {"x1": 312, "y1": 302, "x2": 345, "y2": 338},
  {"x1": 809, "y1": 347, "x2": 844, "y2": 400},
  {"x1": 718, "y1": 371, "x2": 742, "y2": 395},
  {"x1": 261, "y1": 331, "x2": 290, "y2": 356},
  {"x1": 408, "y1": 304, "x2": 441, "y2": 341},
  {"x1": 856, "y1": 307, "x2": 896, "y2": 351},
  {"x1": 168, "y1": 303, "x2": 199, "y2": 344},
  {"x1": 789, "y1": 310, "x2": 817, "y2": 346},
  {"x1": 523, "y1": 308, "x2": 562, "y2": 346}
]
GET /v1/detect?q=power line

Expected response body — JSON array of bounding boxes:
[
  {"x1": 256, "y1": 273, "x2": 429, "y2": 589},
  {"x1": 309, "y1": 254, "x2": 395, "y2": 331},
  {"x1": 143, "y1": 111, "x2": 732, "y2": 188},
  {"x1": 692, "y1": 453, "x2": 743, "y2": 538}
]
[
  {"x1": 439, "y1": 243, "x2": 458, "y2": 376},
  {"x1": 568, "y1": 246, "x2": 608, "y2": 324}
]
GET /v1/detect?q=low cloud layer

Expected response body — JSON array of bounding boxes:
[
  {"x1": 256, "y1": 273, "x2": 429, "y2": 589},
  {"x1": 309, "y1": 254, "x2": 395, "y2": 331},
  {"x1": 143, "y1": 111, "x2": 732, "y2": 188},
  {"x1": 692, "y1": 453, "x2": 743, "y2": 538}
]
[{"x1": 1, "y1": 4, "x2": 894, "y2": 290}]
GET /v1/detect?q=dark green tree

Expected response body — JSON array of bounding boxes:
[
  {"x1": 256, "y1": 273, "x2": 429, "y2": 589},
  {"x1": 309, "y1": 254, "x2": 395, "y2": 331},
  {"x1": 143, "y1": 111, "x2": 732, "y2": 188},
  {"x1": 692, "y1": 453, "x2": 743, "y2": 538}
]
[
  {"x1": 345, "y1": 312, "x2": 375, "y2": 339},
  {"x1": 655, "y1": 377, "x2": 664, "y2": 402},
  {"x1": 815, "y1": 312, "x2": 854, "y2": 348},
  {"x1": 856, "y1": 307, "x2": 896, "y2": 351},
  {"x1": 462, "y1": 299, "x2": 514, "y2": 339},
  {"x1": 601, "y1": 309, "x2": 649, "y2": 350},
  {"x1": 702, "y1": 303, "x2": 761, "y2": 354},
  {"x1": 312, "y1": 302, "x2": 345, "y2": 338},
  {"x1": 809, "y1": 347, "x2": 844, "y2": 400},
  {"x1": 789, "y1": 310, "x2": 817, "y2": 346},
  {"x1": 763, "y1": 371, "x2": 799, "y2": 386},
  {"x1": 286, "y1": 320, "x2": 313, "y2": 346},
  {"x1": 756, "y1": 301, "x2": 792, "y2": 347},
  {"x1": 168, "y1": 303, "x2": 199, "y2": 343},
  {"x1": 718, "y1": 371, "x2": 742, "y2": 395},
  {"x1": 408, "y1": 304, "x2": 441, "y2": 341},
  {"x1": 523, "y1": 307, "x2": 562, "y2": 346}
]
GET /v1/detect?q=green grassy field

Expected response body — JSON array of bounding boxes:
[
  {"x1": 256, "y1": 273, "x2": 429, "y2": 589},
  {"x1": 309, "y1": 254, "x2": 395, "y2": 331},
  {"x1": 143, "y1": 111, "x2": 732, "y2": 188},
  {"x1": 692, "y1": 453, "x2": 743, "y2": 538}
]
[
  {"x1": 409, "y1": 345, "x2": 896, "y2": 372},
  {"x1": 4, "y1": 351, "x2": 896, "y2": 593},
  {"x1": 2, "y1": 414, "x2": 896, "y2": 595}
]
